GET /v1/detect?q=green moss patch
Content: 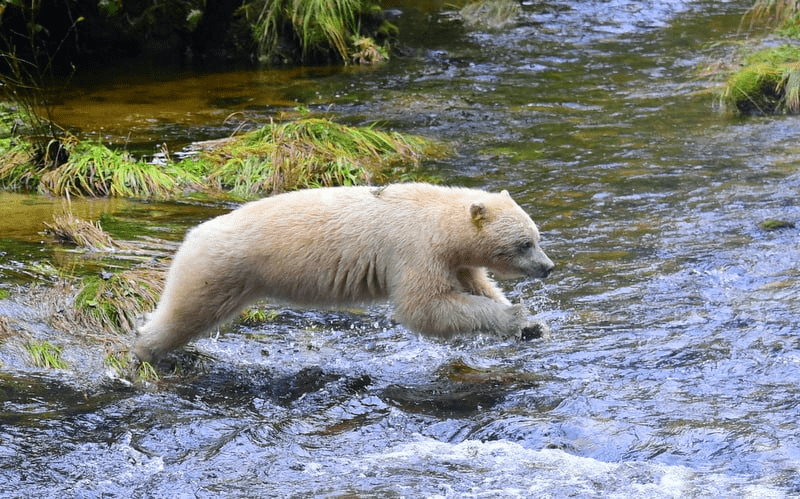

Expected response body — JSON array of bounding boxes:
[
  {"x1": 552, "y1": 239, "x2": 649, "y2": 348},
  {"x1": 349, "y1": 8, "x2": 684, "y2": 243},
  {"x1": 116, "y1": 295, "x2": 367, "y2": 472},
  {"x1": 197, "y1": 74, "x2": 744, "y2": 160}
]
[
  {"x1": 719, "y1": 45, "x2": 800, "y2": 115},
  {"x1": 759, "y1": 219, "x2": 795, "y2": 230}
]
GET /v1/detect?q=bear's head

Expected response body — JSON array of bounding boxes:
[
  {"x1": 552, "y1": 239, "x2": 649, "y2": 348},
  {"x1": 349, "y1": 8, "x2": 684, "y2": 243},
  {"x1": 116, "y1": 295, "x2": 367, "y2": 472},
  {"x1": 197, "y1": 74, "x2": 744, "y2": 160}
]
[{"x1": 469, "y1": 191, "x2": 554, "y2": 280}]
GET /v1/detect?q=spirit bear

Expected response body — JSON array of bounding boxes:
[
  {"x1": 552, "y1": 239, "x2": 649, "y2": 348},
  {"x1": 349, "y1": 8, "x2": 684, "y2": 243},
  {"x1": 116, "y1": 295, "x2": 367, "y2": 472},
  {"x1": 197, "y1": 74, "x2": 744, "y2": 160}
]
[{"x1": 133, "y1": 183, "x2": 554, "y2": 363}]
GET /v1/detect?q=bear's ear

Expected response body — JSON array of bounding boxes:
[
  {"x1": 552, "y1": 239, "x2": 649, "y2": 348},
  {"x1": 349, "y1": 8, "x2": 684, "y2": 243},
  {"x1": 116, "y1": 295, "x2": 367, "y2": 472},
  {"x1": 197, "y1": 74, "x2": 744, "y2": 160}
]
[
  {"x1": 470, "y1": 202, "x2": 487, "y2": 229},
  {"x1": 501, "y1": 190, "x2": 511, "y2": 198}
]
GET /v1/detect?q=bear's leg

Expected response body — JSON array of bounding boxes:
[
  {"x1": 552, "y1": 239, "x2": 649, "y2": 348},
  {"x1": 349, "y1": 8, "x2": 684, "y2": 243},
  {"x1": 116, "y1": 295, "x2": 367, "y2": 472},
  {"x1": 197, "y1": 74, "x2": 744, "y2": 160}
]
[
  {"x1": 134, "y1": 260, "x2": 259, "y2": 363},
  {"x1": 455, "y1": 268, "x2": 548, "y2": 341},
  {"x1": 393, "y1": 286, "x2": 527, "y2": 339},
  {"x1": 456, "y1": 267, "x2": 511, "y2": 304}
]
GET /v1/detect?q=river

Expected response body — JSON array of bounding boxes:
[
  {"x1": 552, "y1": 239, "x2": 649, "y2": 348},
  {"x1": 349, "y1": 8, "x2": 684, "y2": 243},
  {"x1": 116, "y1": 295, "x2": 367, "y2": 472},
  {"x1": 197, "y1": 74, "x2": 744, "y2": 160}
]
[{"x1": 2, "y1": 0, "x2": 799, "y2": 496}]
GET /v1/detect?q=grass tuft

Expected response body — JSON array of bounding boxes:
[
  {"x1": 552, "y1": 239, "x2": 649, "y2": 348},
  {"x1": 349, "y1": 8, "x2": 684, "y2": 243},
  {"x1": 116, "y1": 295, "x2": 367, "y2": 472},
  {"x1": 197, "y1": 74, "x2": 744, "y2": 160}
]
[
  {"x1": 39, "y1": 142, "x2": 184, "y2": 198},
  {"x1": 75, "y1": 266, "x2": 165, "y2": 333},
  {"x1": 457, "y1": 0, "x2": 521, "y2": 30},
  {"x1": 104, "y1": 350, "x2": 160, "y2": 382},
  {"x1": 741, "y1": 0, "x2": 800, "y2": 31},
  {"x1": 244, "y1": 0, "x2": 386, "y2": 64},
  {"x1": 2, "y1": 117, "x2": 445, "y2": 200},
  {"x1": 204, "y1": 117, "x2": 444, "y2": 198},
  {"x1": 719, "y1": 45, "x2": 800, "y2": 115},
  {"x1": 43, "y1": 212, "x2": 118, "y2": 250},
  {"x1": 0, "y1": 138, "x2": 39, "y2": 190},
  {"x1": 26, "y1": 340, "x2": 68, "y2": 369}
]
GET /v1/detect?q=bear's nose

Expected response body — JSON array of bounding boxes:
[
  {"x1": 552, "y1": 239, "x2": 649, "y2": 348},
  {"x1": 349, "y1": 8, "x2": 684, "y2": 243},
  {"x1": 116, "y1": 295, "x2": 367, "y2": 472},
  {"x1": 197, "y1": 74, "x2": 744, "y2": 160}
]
[{"x1": 540, "y1": 262, "x2": 554, "y2": 278}]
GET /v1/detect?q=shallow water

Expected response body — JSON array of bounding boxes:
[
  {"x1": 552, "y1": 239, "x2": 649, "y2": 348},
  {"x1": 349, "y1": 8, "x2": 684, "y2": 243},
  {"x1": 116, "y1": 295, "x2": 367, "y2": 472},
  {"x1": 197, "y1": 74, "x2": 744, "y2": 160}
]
[{"x1": 3, "y1": 0, "x2": 800, "y2": 496}]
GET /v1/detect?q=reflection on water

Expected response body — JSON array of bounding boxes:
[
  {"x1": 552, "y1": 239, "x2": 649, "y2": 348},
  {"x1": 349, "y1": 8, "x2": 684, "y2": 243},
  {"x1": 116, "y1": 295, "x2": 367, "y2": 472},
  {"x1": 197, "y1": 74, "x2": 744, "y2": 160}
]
[
  {"x1": 3, "y1": 0, "x2": 800, "y2": 496},
  {"x1": 47, "y1": 64, "x2": 372, "y2": 152}
]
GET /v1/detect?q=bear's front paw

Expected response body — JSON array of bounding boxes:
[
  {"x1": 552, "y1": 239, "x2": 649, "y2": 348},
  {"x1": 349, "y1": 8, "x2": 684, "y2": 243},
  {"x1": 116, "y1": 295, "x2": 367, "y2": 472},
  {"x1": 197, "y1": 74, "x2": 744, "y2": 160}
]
[{"x1": 520, "y1": 320, "x2": 550, "y2": 341}]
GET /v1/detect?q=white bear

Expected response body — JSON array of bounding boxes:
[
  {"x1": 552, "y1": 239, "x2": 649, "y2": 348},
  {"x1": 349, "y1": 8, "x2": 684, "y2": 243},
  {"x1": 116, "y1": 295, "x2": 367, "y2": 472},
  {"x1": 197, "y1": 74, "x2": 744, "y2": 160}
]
[{"x1": 133, "y1": 183, "x2": 554, "y2": 362}]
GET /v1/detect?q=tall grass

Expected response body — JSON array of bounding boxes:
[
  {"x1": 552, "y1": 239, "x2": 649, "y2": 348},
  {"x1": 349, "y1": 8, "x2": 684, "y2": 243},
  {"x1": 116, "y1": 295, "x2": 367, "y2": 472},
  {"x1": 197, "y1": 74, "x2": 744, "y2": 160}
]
[
  {"x1": 0, "y1": 137, "x2": 38, "y2": 190},
  {"x1": 75, "y1": 266, "x2": 165, "y2": 333},
  {"x1": 38, "y1": 142, "x2": 198, "y2": 198},
  {"x1": 1, "y1": 2, "x2": 82, "y2": 171},
  {"x1": 457, "y1": 0, "x2": 521, "y2": 30},
  {"x1": 26, "y1": 340, "x2": 68, "y2": 369},
  {"x1": 291, "y1": 0, "x2": 360, "y2": 60},
  {"x1": 243, "y1": 0, "x2": 385, "y2": 63},
  {"x1": 2, "y1": 117, "x2": 444, "y2": 199},
  {"x1": 741, "y1": 0, "x2": 800, "y2": 30},
  {"x1": 205, "y1": 117, "x2": 443, "y2": 198}
]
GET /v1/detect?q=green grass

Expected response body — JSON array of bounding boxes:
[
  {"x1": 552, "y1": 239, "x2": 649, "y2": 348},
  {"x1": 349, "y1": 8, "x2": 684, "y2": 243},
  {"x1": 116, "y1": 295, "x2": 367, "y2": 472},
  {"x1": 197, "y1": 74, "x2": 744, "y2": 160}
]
[
  {"x1": 136, "y1": 361, "x2": 160, "y2": 382},
  {"x1": 742, "y1": 0, "x2": 800, "y2": 30},
  {"x1": 104, "y1": 350, "x2": 160, "y2": 382},
  {"x1": 204, "y1": 117, "x2": 445, "y2": 198},
  {"x1": 719, "y1": 45, "x2": 800, "y2": 115},
  {"x1": 75, "y1": 267, "x2": 164, "y2": 333},
  {"x1": 1, "y1": 117, "x2": 445, "y2": 199},
  {"x1": 0, "y1": 138, "x2": 202, "y2": 198},
  {"x1": 39, "y1": 142, "x2": 194, "y2": 198},
  {"x1": 26, "y1": 340, "x2": 68, "y2": 369},
  {"x1": 243, "y1": 0, "x2": 387, "y2": 64},
  {"x1": 0, "y1": 138, "x2": 38, "y2": 190}
]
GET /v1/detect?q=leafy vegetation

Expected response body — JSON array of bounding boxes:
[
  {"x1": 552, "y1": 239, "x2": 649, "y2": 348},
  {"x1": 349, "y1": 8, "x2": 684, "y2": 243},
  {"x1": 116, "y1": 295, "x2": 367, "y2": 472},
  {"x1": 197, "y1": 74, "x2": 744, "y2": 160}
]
[
  {"x1": 74, "y1": 267, "x2": 164, "y2": 334},
  {"x1": 454, "y1": 0, "x2": 521, "y2": 30},
  {"x1": 0, "y1": 116, "x2": 444, "y2": 199},
  {"x1": 240, "y1": 0, "x2": 393, "y2": 64},
  {"x1": 203, "y1": 117, "x2": 444, "y2": 198},
  {"x1": 719, "y1": 45, "x2": 800, "y2": 115},
  {"x1": 26, "y1": 340, "x2": 68, "y2": 369},
  {"x1": 741, "y1": 0, "x2": 800, "y2": 31}
]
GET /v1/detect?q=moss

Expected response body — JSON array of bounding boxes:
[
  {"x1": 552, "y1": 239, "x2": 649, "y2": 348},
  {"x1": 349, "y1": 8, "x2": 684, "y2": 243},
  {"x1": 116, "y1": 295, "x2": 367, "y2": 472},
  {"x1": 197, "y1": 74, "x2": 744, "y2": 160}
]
[
  {"x1": 759, "y1": 219, "x2": 795, "y2": 230},
  {"x1": 719, "y1": 45, "x2": 800, "y2": 115}
]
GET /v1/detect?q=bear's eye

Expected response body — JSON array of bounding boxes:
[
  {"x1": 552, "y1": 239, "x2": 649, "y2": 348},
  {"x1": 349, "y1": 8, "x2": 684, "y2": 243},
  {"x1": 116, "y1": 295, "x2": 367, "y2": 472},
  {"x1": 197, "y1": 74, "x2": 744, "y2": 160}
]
[{"x1": 518, "y1": 241, "x2": 533, "y2": 253}]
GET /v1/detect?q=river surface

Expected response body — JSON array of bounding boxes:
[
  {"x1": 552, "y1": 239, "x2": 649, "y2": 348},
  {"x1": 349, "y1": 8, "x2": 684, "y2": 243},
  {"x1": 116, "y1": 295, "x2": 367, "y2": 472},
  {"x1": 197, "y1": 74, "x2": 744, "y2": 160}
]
[{"x1": 2, "y1": 0, "x2": 800, "y2": 496}]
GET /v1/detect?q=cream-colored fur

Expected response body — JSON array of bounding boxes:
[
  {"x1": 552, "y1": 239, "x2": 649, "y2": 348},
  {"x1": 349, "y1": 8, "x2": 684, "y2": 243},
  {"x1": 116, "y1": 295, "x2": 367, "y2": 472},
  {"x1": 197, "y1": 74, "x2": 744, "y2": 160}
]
[{"x1": 133, "y1": 183, "x2": 554, "y2": 362}]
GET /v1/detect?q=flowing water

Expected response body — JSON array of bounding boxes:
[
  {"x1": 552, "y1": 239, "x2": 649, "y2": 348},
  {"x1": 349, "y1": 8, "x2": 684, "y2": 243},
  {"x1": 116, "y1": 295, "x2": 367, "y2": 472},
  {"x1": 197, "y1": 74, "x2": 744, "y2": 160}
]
[{"x1": 2, "y1": 0, "x2": 800, "y2": 496}]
